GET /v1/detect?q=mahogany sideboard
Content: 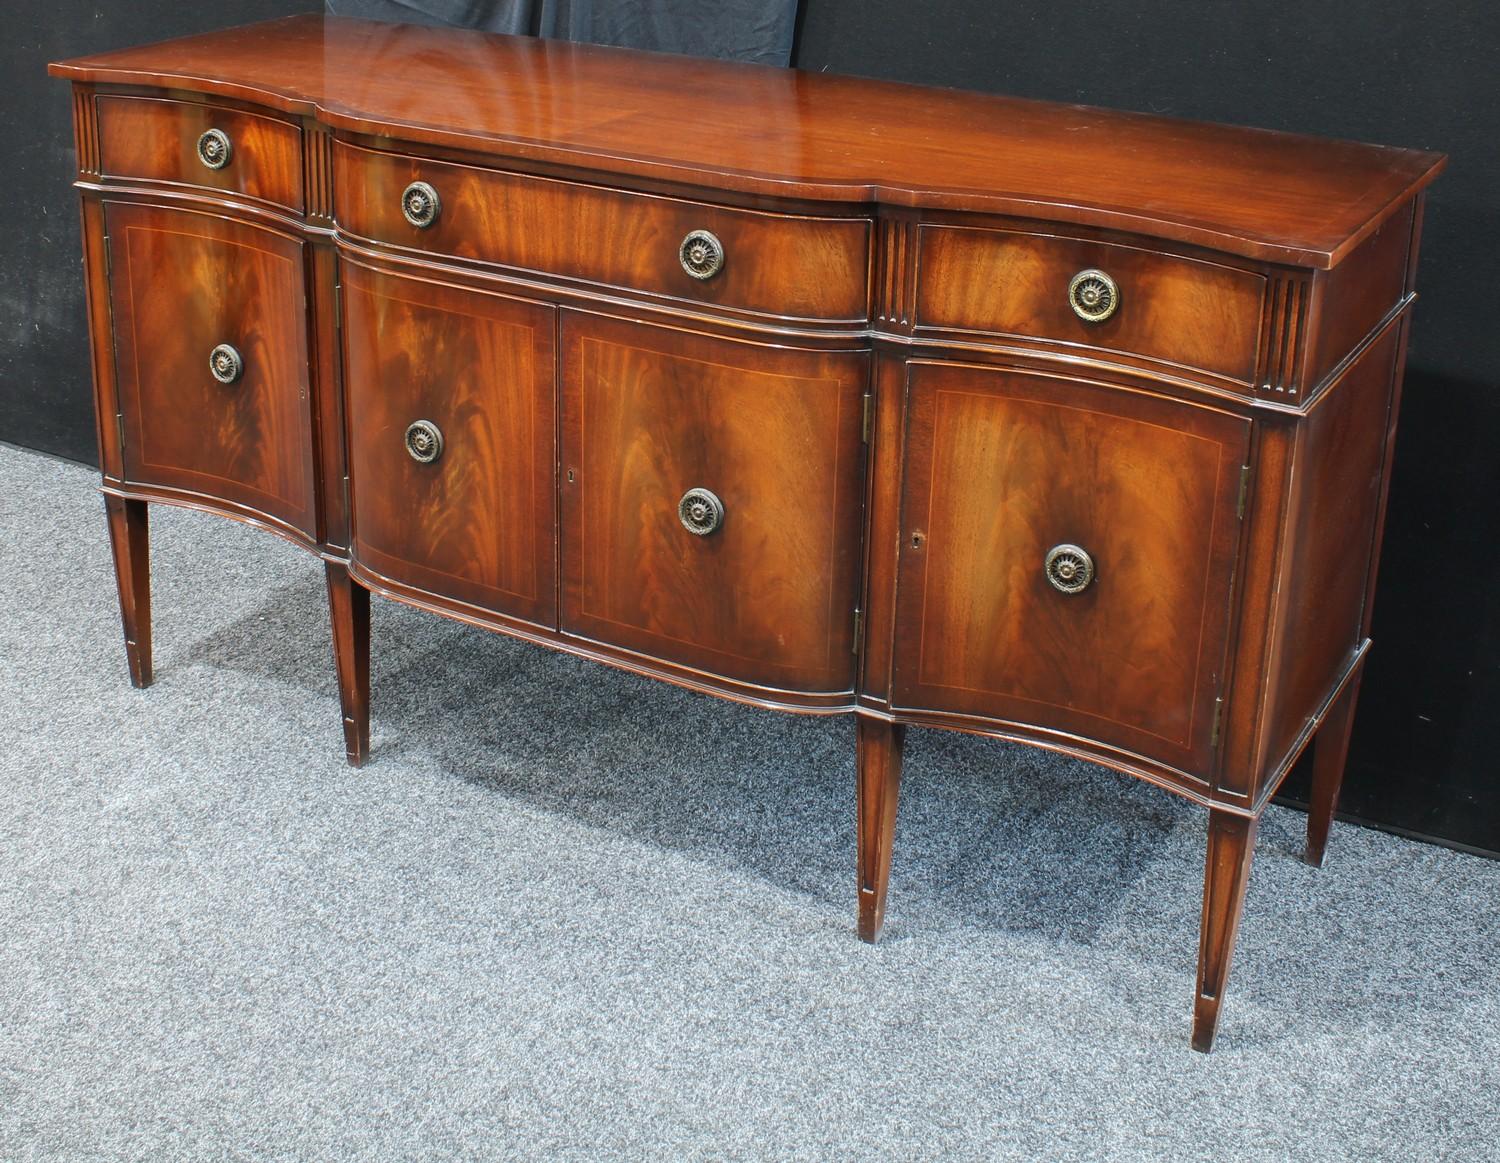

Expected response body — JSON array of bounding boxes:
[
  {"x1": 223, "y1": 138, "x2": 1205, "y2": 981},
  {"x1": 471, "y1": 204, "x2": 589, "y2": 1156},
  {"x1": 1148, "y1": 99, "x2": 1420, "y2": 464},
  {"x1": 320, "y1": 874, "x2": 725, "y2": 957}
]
[{"x1": 51, "y1": 14, "x2": 1444, "y2": 1051}]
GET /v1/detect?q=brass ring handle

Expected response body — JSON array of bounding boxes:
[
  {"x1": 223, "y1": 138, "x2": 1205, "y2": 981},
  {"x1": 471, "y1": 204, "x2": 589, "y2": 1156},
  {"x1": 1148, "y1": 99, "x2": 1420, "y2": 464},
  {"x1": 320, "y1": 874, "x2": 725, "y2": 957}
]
[
  {"x1": 678, "y1": 487, "x2": 724, "y2": 535},
  {"x1": 1045, "y1": 543, "x2": 1095, "y2": 594},
  {"x1": 401, "y1": 181, "x2": 441, "y2": 229},
  {"x1": 208, "y1": 343, "x2": 243, "y2": 385},
  {"x1": 1068, "y1": 268, "x2": 1119, "y2": 323},
  {"x1": 679, "y1": 229, "x2": 724, "y2": 280},
  {"x1": 196, "y1": 128, "x2": 232, "y2": 171},
  {"x1": 404, "y1": 419, "x2": 444, "y2": 464}
]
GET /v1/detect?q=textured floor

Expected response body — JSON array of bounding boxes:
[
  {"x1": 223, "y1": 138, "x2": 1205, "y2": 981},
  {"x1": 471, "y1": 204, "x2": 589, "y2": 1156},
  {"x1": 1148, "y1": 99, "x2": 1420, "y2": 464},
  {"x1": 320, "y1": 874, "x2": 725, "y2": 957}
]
[{"x1": 1, "y1": 441, "x2": 1497, "y2": 1161}]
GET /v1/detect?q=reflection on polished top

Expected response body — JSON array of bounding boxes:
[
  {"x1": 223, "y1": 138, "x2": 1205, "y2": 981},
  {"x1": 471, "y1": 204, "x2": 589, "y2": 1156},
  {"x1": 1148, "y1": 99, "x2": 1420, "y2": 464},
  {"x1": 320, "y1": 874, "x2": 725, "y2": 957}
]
[{"x1": 50, "y1": 13, "x2": 1443, "y2": 267}]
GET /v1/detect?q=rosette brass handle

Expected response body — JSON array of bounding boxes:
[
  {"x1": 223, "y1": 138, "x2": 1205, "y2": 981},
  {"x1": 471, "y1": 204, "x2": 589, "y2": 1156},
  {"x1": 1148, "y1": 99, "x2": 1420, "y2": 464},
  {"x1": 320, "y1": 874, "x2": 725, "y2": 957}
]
[
  {"x1": 196, "y1": 128, "x2": 232, "y2": 171},
  {"x1": 679, "y1": 229, "x2": 724, "y2": 280},
  {"x1": 401, "y1": 181, "x2": 441, "y2": 229},
  {"x1": 1044, "y1": 543, "x2": 1095, "y2": 594},
  {"x1": 208, "y1": 343, "x2": 243, "y2": 385},
  {"x1": 404, "y1": 420, "x2": 444, "y2": 464},
  {"x1": 678, "y1": 488, "x2": 724, "y2": 536},
  {"x1": 1068, "y1": 268, "x2": 1119, "y2": 323}
]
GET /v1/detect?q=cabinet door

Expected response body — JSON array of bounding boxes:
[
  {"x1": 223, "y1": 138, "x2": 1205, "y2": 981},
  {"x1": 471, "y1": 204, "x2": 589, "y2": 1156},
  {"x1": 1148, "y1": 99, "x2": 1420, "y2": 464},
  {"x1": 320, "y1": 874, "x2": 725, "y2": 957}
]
[
  {"x1": 893, "y1": 362, "x2": 1250, "y2": 774},
  {"x1": 105, "y1": 202, "x2": 315, "y2": 538},
  {"x1": 342, "y1": 263, "x2": 556, "y2": 628},
  {"x1": 561, "y1": 313, "x2": 868, "y2": 695}
]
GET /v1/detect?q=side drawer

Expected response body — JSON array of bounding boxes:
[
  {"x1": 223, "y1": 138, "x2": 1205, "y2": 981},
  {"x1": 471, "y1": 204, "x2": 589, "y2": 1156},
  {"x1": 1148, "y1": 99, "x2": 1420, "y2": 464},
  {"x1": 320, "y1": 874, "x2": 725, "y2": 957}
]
[
  {"x1": 914, "y1": 225, "x2": 1266, "y2": 382},
  {"x1": 333, "y1": 140, "x2": 870, "y2": 322},
  {"x1": 96, "y1": 94, "x2": 304, "y2": 214}
]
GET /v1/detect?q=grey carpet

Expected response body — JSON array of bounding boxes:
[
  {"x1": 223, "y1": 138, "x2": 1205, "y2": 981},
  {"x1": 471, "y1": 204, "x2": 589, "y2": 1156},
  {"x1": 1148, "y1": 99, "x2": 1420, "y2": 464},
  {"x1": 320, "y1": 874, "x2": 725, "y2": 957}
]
[{"x1": 0, "y1": 440, "x2": 1497, "y2": 1162}]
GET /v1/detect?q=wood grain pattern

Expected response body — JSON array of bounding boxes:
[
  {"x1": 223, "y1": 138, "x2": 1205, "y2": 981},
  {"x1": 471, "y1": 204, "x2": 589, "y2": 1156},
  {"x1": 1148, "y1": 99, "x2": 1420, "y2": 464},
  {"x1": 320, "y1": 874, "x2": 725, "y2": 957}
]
[
  {"x1": 914, "y1": 225, "x2": 1267, "y2": 382},
  {"x1": 96, "y1": 94, "x2": 304, "y2": 213},
  {"x1": 341, "y1": 262, "x2": 557, "y2": 627},
  {"x1": 893, "y1": 362, "x2": 1250, "y2": 774},
  {"x1": 105, "y1": 201, "x2": 316, "y2": 539},
  {"x1": 561, "y1": 312, "x2": 868, "y2": 694},
  {"x1": 51, "y1": 14, "x2": 1444, "y2": 267},
  {"x1": 333, "y1": 140, "x2": 870, "y2": 322}
]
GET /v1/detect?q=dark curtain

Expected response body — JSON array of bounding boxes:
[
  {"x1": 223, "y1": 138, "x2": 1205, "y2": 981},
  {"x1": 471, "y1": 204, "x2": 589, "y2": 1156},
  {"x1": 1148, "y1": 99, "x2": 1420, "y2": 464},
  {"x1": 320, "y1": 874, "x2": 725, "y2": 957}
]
[{"x1": 326, "y1": 0, "x2": 798, "y2": 65}]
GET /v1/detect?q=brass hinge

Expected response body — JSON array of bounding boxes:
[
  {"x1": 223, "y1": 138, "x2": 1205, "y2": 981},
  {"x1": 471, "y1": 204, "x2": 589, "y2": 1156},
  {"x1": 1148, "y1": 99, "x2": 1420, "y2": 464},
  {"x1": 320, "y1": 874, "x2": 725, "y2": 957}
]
[
  {"x1": 102, "y1": 234, "x2": 112, "y2": 279},
  {"x1": 115, "y1": 412, "x2": 125, "y2": 454},
  {"x1": 342, "y1": 472, "x2": 351, "y2": 513},
  {"x1": 1236, "y1": 464, "x2": 1251, "y2": 520},
  {"x1": 852, "y1": 608, "x2": 863, "y2": 653},
  {"x1": 861, "y1": 391, "x2": 874, "y2": 443},
  {"x1": 333, "y1": 281, "x2": 342, "y2": 329},
  {"x1": 1210, "y1": 696, "x2": 1225, "y2": 748}
]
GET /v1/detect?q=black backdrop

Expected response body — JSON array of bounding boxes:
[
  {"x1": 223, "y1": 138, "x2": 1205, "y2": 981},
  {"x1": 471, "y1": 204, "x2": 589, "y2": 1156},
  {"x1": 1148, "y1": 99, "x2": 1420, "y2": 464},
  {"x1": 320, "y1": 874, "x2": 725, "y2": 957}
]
[{"x1": 5, "y1": 2, "x2": 1496, "y2": 855}]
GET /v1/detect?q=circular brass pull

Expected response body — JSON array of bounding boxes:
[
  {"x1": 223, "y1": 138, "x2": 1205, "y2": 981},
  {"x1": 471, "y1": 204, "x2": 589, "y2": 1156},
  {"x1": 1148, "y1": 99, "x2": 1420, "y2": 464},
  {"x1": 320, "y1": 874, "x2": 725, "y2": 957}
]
[
  {"x1": 678, "y1": 488, "x2": 724, "y2": 536},
  {"x1": 1045, "y1": 543, "x2": 1095, "y2": 594},
  {"x1": 196, "y1": 128, "x2": 232, "y2": 171},
  {"x1": 679, "y1": 230, "x2": 724, "y2": 280},
  {"x1": 1068, "y1": 268, "x2": 1119, "y2": 323},
  {"x1": 208, "y1": 343, "x2": 243, "y2": 385},
  {"x1": 401, "y1": 181, "x2": 441, "y2": 229},
  {"x1": 404, "y1": 420, "x2": 444, "y2": 464}
]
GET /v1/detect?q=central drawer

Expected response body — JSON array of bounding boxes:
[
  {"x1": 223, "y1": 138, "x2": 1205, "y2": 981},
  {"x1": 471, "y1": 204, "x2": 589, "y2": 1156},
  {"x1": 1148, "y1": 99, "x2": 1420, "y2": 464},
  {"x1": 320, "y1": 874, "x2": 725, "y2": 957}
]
[
  {"x1": 560, "y1": 313, "x2": 869, "y2": 694},
  {"x1": 333, "y1": 140, "x2": 870, "y2": 322}
]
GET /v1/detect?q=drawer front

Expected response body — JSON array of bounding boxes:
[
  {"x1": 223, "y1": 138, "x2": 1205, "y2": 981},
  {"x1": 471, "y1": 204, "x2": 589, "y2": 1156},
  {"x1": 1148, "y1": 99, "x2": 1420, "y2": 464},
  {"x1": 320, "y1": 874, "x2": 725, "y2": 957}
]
[
  {"x1": 105, "y1": 202, "x2": 315, "y2": 538},
  {"x1": 915, "y1": 226, "x2": 1265, "y2": 382},
  {"x1": 96, "y1": 95, "x2": 304, "y2": 214},
  {"x1": 343, "y1": 263, "x2": 557, "y2": 628},
  {"x1": 892, "y1": 362, "x2": 1250, "y2": 773},
  {"x1": 561, "y1": 313, "x2": 868, "y2": 694},
  {"x1": 334, "y1": 141, "x2": 870, "y2": 322}
]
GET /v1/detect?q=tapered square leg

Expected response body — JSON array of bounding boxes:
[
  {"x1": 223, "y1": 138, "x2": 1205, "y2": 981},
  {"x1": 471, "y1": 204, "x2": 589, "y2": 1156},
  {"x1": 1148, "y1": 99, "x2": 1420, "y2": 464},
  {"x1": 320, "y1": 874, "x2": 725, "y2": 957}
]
[
  {"x1": 1304, "y1": 676, "x2": 1362, "y2": 868},
  {"x1": 324, "y1": 562, "x2": 370, "y2": 767},
  {"x1": 1193, "y1": 807, "x2": 1260, "y2": 1052},
  {"x1": 104, "y1": 494, "x2": 152, "y2": 688},
  {"x1": 856, "y1": 716, "x2": 906, "y2": 943}
]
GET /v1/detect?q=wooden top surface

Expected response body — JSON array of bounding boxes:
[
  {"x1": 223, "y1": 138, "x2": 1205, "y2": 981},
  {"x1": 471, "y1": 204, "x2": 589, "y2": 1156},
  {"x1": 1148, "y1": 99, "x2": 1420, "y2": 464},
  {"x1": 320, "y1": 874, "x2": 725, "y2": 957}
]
[{"x1": 52, "y1": 13, "x2": 1444, "y2": 268}]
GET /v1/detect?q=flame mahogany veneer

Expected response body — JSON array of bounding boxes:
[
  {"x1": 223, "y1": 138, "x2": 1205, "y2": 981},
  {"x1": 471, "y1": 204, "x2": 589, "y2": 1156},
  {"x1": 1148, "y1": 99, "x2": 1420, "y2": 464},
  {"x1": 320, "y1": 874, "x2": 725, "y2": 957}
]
[{"x1": 53, "y1": 14, "x2": 1444, "y2": 1051}]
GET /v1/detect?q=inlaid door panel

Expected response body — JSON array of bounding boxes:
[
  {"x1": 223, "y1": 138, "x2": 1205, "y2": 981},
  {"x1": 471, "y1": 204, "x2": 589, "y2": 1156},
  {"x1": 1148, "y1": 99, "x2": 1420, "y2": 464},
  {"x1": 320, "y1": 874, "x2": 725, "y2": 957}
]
[
  {"x1": 342, "y1": 264, "x2": 558, "y2": 627},
  {"x1": 561, "y1": 313, "x2": 868, "y2": 694},
  {"x1": 342, "y1": 262, "x2": 556, "y2": 627},
  {"x1": 893, "y1": 362, "x2": 1250, "y2": 774},
  {"x1": 105, "y1": 202, "x2": 315, "y2": 538}
]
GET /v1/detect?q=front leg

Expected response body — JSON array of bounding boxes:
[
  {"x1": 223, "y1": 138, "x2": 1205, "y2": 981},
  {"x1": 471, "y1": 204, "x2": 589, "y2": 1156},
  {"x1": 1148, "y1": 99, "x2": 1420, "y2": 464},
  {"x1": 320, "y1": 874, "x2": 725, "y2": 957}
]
[
  {"x1": 104, "y1": 494, "x2": 152, "y2": 688},
  {"x1": 1192, "y1": 806, "x2": 1260, "y2": 1052},
  {"x1": 856, "y1": 715, "x2": 906, "y2": 943},
  {"x1": 324, "y1": 562, "x2": 370, "y2": 767}
]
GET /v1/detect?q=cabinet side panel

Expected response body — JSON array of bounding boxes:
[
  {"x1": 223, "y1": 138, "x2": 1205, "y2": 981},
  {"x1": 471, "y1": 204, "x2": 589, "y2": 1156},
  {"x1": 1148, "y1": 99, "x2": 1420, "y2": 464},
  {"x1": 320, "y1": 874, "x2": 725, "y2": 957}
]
[
  {"x1": 1263, "y1": 323, "x2": 1403, "y2": 782},
  {"x1": 1304, "y1": 201, "x2": 1413, "y2": 391}
]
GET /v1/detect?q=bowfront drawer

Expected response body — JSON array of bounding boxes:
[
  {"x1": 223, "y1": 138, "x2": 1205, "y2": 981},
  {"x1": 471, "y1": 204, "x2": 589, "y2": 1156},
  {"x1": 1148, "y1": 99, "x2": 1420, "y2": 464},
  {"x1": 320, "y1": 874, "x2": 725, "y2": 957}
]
[
  {"x1": 560, "y1": 313, "x2": 868, "y2": 694},
  {"x1": 333, "y1": 141, "x2": 870, "y2": 322},
  {"x1": 914, "y1": 226, "x2": 1266, "y2": 382},
  {"x1": 95, "y1": 95, "x2": 304, "y2": 214},
  {"x1": 892, "y1": 361, "x2": 1250, "y2": 774}
]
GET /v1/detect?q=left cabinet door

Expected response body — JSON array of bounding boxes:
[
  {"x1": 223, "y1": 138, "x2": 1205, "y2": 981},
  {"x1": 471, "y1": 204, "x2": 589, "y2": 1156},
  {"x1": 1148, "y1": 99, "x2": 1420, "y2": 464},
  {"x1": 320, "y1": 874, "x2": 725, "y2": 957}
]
[
  {"x1": 341, "y1": 262, "x2": 558, "y2": 629},
  {"x1": 105, "y1": 202, "x2": 316, "y2": 539}
]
